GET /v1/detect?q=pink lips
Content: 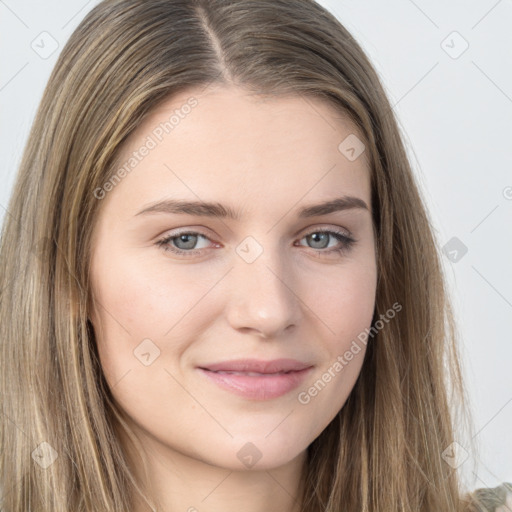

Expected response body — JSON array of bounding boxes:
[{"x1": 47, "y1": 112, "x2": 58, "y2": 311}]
[{"x1": 197, "y1": 358, "x2": 313, "y2": 400}]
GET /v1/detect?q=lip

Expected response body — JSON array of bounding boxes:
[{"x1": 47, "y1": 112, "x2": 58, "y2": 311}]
[
  {"x1": 197, "y1": 358, "x2": 314, "y2": 400},
  {"x1": 199, "y1": 358, "x2": 312, "y2": 374}
]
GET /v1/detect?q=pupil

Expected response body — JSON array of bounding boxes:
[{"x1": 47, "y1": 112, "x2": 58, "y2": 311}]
[
  {"x1": 177, "y1": 234, "x2": 196, "y2": 249},
  {"x1": 310, "y1": 232, "x2": 328, "y2": 248}
]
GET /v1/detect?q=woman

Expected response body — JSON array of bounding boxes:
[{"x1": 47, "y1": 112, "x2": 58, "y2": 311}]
[{"x1": 0, "y1": 0, "x2": 509, "y2": 510}]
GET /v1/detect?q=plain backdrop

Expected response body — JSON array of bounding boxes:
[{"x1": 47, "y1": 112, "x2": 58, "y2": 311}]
[{"x1": 1, "y1": 0, "x2": 511, "y2": 491}]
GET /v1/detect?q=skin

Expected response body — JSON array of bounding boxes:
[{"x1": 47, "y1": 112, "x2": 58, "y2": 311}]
[{"x1": 89, "y1": 84, "x2": 377, "y2": 512}]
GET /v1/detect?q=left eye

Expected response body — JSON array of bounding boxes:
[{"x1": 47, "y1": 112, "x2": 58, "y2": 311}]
[
  {"x1": 157, "y1": 232, "x2": 212, "y2": 253},
  {"x1": 156, "y1": 229, "x2": 355, "y2": 256},
  {"x1": 296, "y1": 230, "x2": 351, "y2": 250}
]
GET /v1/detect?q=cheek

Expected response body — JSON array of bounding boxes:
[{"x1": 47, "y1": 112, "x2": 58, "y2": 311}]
[
  {"x1": 91, "y1": 248, "x2": 211, "y2": 337},
  {"x1": 89, "y1": 251, "x2": 241, "y2": 404},
  {"x1": 295, "y1": 261, "x2": 376, "y2": 422},
  {"x1": 311, "y1": 259, "x2": 377, "y2": 346}
]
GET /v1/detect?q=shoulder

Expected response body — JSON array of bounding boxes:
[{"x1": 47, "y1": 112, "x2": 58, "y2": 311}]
[{"x1": 466, "y1": 482, "x2": 512, "y2": 512}]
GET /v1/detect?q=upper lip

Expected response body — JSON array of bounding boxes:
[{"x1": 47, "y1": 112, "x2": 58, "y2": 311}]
[{"x1": 199, "y1": 358, "x2": 313, "y2": 374}]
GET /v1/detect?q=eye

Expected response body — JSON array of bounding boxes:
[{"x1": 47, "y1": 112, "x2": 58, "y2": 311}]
[
  {"x1": 295, "y1": 228, "x2": 356, "y2": 256},
  {"x1": 155, "y1": 227, "x2": 356, "y2": 257},
  {"x1": 156, "y1": 231, "x2": 214, "y2": 256}
]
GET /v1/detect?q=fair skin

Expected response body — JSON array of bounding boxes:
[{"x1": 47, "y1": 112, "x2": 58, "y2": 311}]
[{"x1": 89, "y1": 84, "x2": 377, "y2": 512}]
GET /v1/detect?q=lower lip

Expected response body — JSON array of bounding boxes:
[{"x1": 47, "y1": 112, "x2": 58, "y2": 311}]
[{"x1": 197, "y1": 367, "x2": 313, "y2": 400}]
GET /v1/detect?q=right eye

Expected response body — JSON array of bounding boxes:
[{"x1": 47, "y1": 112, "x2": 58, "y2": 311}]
[{"x1": 155, "y1": 230, "x2": 216, "y2": 256}]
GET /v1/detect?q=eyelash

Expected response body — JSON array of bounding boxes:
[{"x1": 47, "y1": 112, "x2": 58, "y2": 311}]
[{"x1": 155, "y1": 228, "x2": 356, "y2": 258}]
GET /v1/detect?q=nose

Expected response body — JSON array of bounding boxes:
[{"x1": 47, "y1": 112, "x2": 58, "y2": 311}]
[{"x1": 225, "y1": 244, "x2": 301, "y2": 339}]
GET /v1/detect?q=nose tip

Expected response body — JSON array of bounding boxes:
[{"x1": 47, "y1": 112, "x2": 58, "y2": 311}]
[{"x1": 226, "y1": 256, "x2": 300, "y2": 339}]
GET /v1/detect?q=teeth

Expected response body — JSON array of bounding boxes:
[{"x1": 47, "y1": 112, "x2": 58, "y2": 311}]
[{"x1": 214, "y1": 370, "x2": 286, "y2": 376}]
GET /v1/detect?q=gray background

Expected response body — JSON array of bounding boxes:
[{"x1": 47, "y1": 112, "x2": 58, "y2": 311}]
[{"x1": 1, "y1": 0, "x2": 511, "y2": 490}]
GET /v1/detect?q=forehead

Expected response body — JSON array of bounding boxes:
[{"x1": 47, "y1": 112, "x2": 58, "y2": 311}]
[
  {"x1": 126, "y1": 86, "x2": 363, "y2": 146},
  {"x1": 101, "y1": 85, "x2": 371, "y2": 220},
  {"x1": 118, "y1": 84, "x2": 367, "y2": 162}
]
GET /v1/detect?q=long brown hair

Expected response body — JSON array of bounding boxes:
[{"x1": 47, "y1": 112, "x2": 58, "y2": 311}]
[{"x1": 0, "y1": 0, "x2": 483, "y2": 510}]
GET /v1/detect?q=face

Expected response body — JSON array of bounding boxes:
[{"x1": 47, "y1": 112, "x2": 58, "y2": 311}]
[{"x1": 89, "y1": 84, "x2": 377, "y2": 472}]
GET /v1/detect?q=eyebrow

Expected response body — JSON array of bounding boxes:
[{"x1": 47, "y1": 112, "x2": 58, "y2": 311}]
[{"x1": 135, "y1": 195, "x2": 369, "y2": 220}]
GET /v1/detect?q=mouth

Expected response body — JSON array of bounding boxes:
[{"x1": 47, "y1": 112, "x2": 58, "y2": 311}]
[
  {"x1": 197, "y1": 366, "x2": 313, "y2": 400},
  {"x1": 199, "y1": 358, "x2": 312, "y2": 374},
  {"x1": 206, "y1": 370, "x2": 297, "y2": 376}
]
